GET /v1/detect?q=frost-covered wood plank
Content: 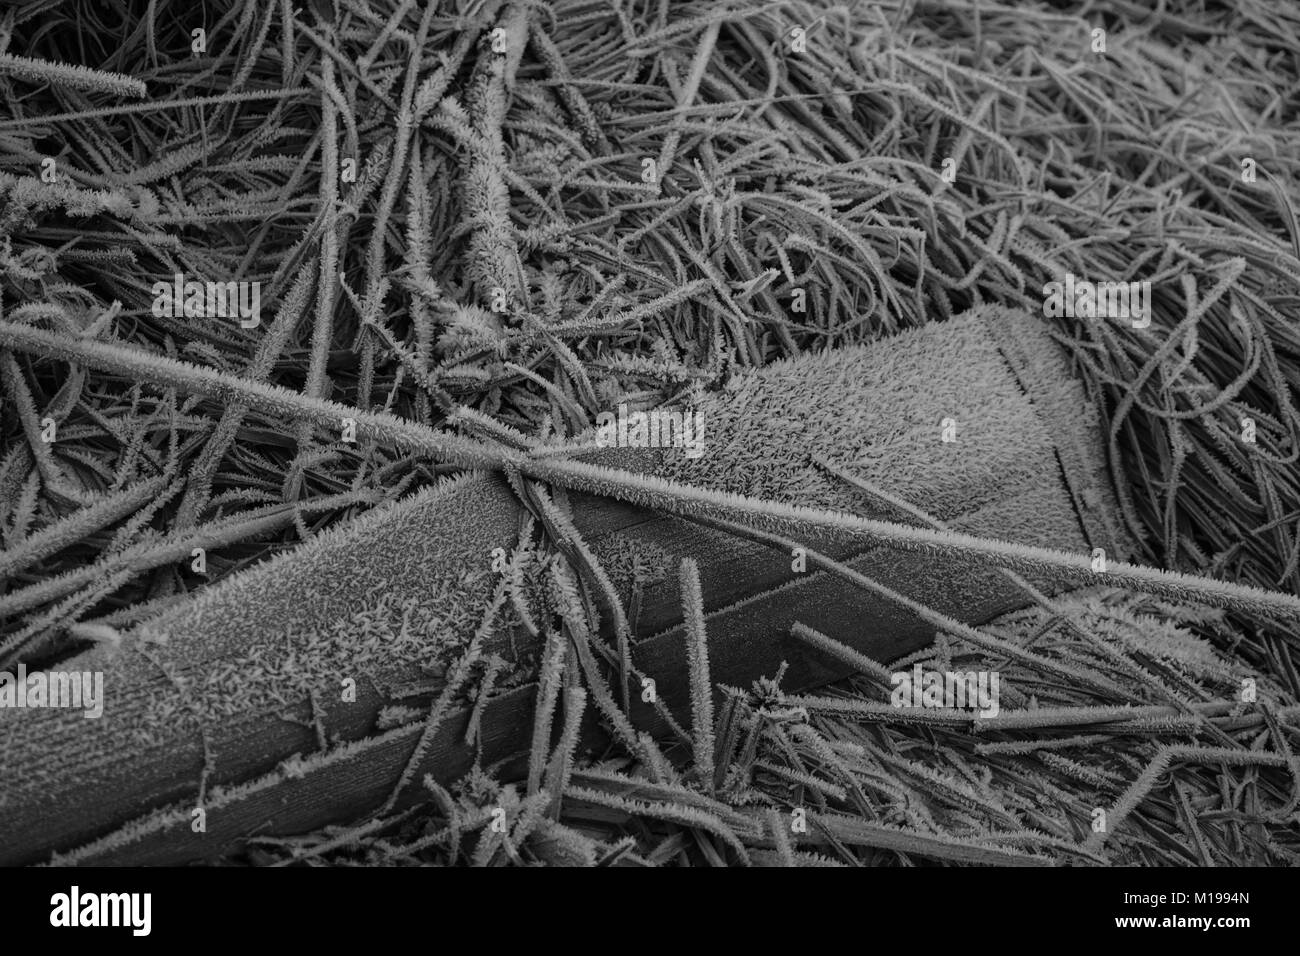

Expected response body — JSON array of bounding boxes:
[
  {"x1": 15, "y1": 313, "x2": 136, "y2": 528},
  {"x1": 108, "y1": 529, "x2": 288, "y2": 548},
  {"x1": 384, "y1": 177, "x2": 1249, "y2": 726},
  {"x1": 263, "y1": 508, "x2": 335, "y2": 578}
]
[
  {"x1": 3, "y1": 308, "x2": 1237, "y2": 865},
  {"x1": 0, "y1": 473, "x2": 523, "y2": 865}
]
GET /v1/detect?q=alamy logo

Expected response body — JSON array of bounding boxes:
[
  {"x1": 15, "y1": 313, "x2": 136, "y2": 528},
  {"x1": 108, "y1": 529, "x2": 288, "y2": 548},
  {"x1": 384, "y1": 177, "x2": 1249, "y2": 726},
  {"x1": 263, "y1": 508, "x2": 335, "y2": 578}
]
[
  {"x1": 890, "y1": 664, "x2": 1000, "y2": 718},
  {"x1": 1042, "y1": 273, "x2": 1151, "y2": 329},
  {"x1": 151, "y1": 272, "x2": 261, "y2": 328},
  {"x1": 594, "y1": 402, "x2": 706, "y2": 459},
  {"x1": 0, "y1": 663, "x2": 103, "y2": 718},
  {"x1": 50, "y1": 886, "x2": 151, "y2": 936}
]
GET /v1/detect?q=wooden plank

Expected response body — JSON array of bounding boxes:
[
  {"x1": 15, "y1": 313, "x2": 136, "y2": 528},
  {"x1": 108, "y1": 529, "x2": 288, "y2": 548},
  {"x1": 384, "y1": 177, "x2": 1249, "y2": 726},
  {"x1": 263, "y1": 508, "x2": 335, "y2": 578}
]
[
  {"x1": 58, "y1": 686, "x2": 538, "y2": 866},
  {"x1": 0, "y1": 473, "x2": 525, "y2": 865},
  {"x1": 4, "y1": 312, "x2": 1115, "y2": 864}
]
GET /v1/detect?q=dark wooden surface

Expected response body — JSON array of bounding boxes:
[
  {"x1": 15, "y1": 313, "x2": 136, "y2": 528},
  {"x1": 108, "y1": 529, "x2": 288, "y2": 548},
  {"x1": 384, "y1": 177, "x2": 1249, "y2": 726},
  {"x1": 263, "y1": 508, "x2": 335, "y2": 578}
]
[{"x1": 5, "y1": 329, "x2": 1102, "y2": 864}]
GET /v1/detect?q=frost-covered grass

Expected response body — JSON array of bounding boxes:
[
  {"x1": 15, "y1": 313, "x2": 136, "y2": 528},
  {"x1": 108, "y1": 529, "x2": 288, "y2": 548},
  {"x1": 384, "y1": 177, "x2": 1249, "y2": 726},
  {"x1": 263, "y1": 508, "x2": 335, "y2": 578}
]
[{"x1": 3, "y1": 0, "x2": 1300, "y2": 865}]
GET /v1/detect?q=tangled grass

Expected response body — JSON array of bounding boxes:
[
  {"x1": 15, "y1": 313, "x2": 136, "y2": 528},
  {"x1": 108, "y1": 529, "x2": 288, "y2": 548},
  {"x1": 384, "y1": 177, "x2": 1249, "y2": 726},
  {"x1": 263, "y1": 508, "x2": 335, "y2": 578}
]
[
  {"x1": 2, "y1": 0, "x2": 1299, "y2": 864},
  {"x1": 236, "y1": 583, "x2": 1300, "y2": 867}
]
